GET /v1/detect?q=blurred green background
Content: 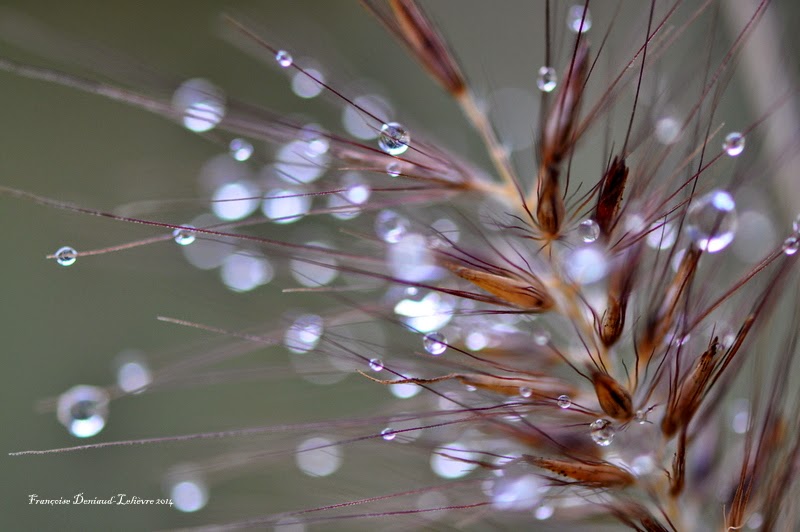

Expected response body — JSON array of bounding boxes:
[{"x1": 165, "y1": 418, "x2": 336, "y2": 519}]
[{"x1": 1, "y1": 2, "x2": 798, "y2": 531}]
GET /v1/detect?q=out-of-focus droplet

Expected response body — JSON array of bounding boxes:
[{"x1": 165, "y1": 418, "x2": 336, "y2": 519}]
[
  {"x1": 686, "y1": 190, "x2": 737, "y2": 253},
  {"x1": 567, "y1": 5, "x2": 592, "y2": 33},
  {"x1": 275, "y1": 50, "x2": 293, "y2": 68},
  {"x1": 172, "y1": 78, "x2": 225, "y2": 133},
  {"x1": 722, "y1": 131, "x2": 745, "y2": 157},
  {"x1": 536, "y1": 66, "x2": 557, "y2": 92},
  {"x1": 229, "y1": 138, "x2": 254, "y2": 161},
  {"x1": 56, "y1": 385, "x2": 109, "y2": 438}
]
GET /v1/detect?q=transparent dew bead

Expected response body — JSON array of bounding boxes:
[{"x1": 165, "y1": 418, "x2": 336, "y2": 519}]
[
  {"x1": 55, "y1": 246, "x2": 77, "y2": 267},
  {"x1": 275, "y1": 50, "x2": 293, "y2": 68},
  {"x1": 369, "y1": 358, "x2": 384, "y2": 372},
  {"x1": 423, "y1": 332, "x2": 447, "y2": 356},
  {"x1": 590, "y1": 419, "x2": 615, "y2": 446},
  {"x1": 634, "y1": 409, "x2": 648, "y2": 424},
  {"x1": 686, "y1": 190, "x2": 737, "y2": 253},
  {"x1": 172, "y1": 78, "x2": 226, "y2": 133},
  {"x1": 229, "y1": 138, "x2": 254, "y2": 161},
  {"x1": 172, "y1": 226, "x2": 196, "y2": 246},
  {"x1": 375, "y1": 209, "x2": 410, "y2": 243},
  {"x1": 386, "y1": 161, "x2": 401, "y2": 177},
  {"x1": 378, "y1": 122, "x2": 411, "y2": 156},
  {"x1": 723, "y1": 131, "x2": 745, "y2": 157},
  {"x1": 284, "y1": 314, "x2": 324, "y2": 354},
  {"x1": 567, "y1": 5, "x2": 592, "y2": 33},
  {"x1": 165, "y1": 465, "x2": 209, "y2": 513},
  {"x1": 533, "y1": 330, "x2": 550, "y2": 346},
  {"x1": 783, "y1": 235, "x2": 800, "y2": 256},
  {"x1": 557, "y1": 395, "x2": 572, "y2": 409},
  {"x1": 792, "y1": 213, "x2": 800, "y2": 233},
  {"x1": 381, "y1": 428, "x2": 396, "y2": 441},
  {"x1": 519, "y1": 386, "x2": 533, "y2": 398},
  {"x1": 56, "y1": 385, "x2": 110, "y2": 438},
  {"x1": 536, "y1": 66, "x2": 557, "y2": 92},
  {"x1": 578, "y1": 218, "x2": 600, "y2": 243}
]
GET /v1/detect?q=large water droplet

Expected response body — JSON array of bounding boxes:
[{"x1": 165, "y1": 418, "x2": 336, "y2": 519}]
[
  {"x1": 165, "y1": 465, "x2": 208, "y2": 513},
  {"x1": 375, "y1": 210, "x2": 410, "y2": 243},
  {"x1": 173, "y1": 226, "x2": 196, "y2": 246},
  {"x1": 557, "y1": 395, "x2": 572, "y2": 409},
  {"x1": 423, "y1": 332, "x2": 447, "y2": 355},
  {"x1": 115, "y1": 351, "x2": 152, "y2": 394},
  {"x1": 784, "y1": 235, "x2": 800, "y2": 255},
  {"x1": 229, "y1": 138, "x2": 254, "y2": 161},
  {"x1": 686, "y1": 190, "x2": 737, "y2": 253},
  {"x1": 56, "y1": 385, "x2": 109, "y2": 438},
  {"x1": 723, "y1": 131, "x2": 745, "y2": 157},
  {"x1": 381, "y1": 428, "x2": 396, "y2": 441},
  {"x1": 536, "y1": 66, "x2": 557, "y2": 92},
  {"x1": 590, "y1": 419, "x2": 615, "y2": 446},
  {"x1": 284, "y1": 314, "x2": 324, "y2": 354},
  {"x1": 172, "y1": 78, "x2": 226, "y2": 133},
  {"x1": 378, "y1": 122, "x2": 410, "y2": 156},
  {"x1": 275, "y1": 50, "x2": 293, "y2": 68},
  {"x1": 369, "y1": 358, "x2": 384, "y2": 372},
  {"x1": 55, "y1": 246, "x2": 77, "y2": 267},
  {"x1": 567, "y1": 5, "x2": 592, "y2": 33},
  {"x1": 578, "y1": 219, "x2": 600, "y2": 243}
]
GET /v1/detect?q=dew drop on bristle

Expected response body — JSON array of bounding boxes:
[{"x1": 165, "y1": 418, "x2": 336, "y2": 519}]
[
  {"x1": 284, "y1": 314, "x2": 324, "y2": 354},
  {"x1": 783, "y1": 235, "x2": 799, "y2": 255},
  {"x1": 172, "y1": 78, "x2": 225, "y2": 133},
  {"x1": 165, "y1": 466, "x2": 209, "y2": 513},
  {"x1": 535, "y1": 504, "x2": 555, "y2": 520},
  {"x1": 211, "y1": 181, "x2": 260, "y2": 221},
  {"x1": 55, "y1": 246, "x2": 77, "y2": 266},
  {"x1": 56, "y1": 385, "x2": 109, "y2": 438},
  {"x1": 590, "y1": 419, "x2": 615, "y2": 446},
  {"x1": 533, "y1": 330, "x2": 550, "y2": 346},
  {"x1": 792, "y1": 214, "x2": 800, "y2": 233},
  {"x1": 115, "y1": 351, "x2": 152, "y2": 394},
  {"x1": 423, "y1": 332, "x2": 447, "y2": 356},
  {"x1": 381, "y1": 428, "x2": 396, "y2": 441},
  {"x1": 557, "y1": 395, "x2": 572, "y2": 409},
  {"x1": 378, "y1": 122, "x2": 410, "y2": 155},
  {"x1": 173, "y1": 226, "x2": 196, "y2": 246},
  {"x1": 386, "y1": 161, "x2": 401, "y2": 177},
  {"x1": 275, "y1": 50, "x2": 293, "y2": 68},
  {"x1": 369, "y1": 358, "x2": 384, "y2": 372},
  {"x1": 686, "y1": 190, "x2": 737, "y2": 253},
  {"x1": 634, "y1": 409, "x2": 648, "y2": 424},
  {"x1": 519, "y1": 386, "x2": 532, "y2": 398},
  {"x1": 228, "y1": 138, "x2": 253, "y2": 161},
  {"x1": 567, "y1": 5, "x2": 592, "y2": 33},
  {"x1": 375, "y1": 210, "x2": 410, "y2": 243},
  {"x1": 723, "y1": 131, "x2": 745, "y2": 156},
  {"x1": 578, "y1": 219, "x2": 600, "y2": 243},
  {"x1": 536, "y1": 66, "x2": 557, "y2": 92}
]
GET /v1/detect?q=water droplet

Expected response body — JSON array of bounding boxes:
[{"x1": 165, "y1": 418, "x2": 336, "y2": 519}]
[
  {"x1": 275, "y1": 50, "x2": 293, "y2": 68},
  {"x1": 634, "y1": 409, "x2": 648, "y2": 424},
  {"x1": 211, "y1": 181, "x2": 260, "y2": 221},
  {"x1": 172, "y1": 78, "x2": 226, "y2": 133},
  {"x1": 578, "y1": 219, "x2": 600, "y2": 243},
  {"x1": 536, "y1": 66, "x2": 557, "y2": 92},
  {"x1": 386, "y1": 161, "x2": 401, "y2": 177},
  {"x1": 56, "y1": 385, "x2": 109, "y2": 438},
  {"x1": 423, "y1": 332, "x2": 447, "y2": 355},
  {"x1": 686, "y1": 190, "x2": 737, "y2": 253},
  {"x1": 378, "y1": 122, "x2": 410, "y2": 156},
  {"x1": 723, "y1": 131, "x2": 745, "y2": 157},
  {"x1": 655, "y1": 116, "x2": 681, "y2": 145},
  {"x1": 166, "y1": 465, "x2": 209, "y2": 513},
  {"x1": 465, "y1": 384, "x2": 477, "y2": 392},
  {"x1": 115, "y1": 351, "x2": 152, "y2": 394},
  {"x1": 381, "y1": 428, "x2": 396, "y2": 441},
  {"x1": 262, "y1": 188, "x2": 311, "y2": 224},
  {"x1": 565, "y1": 247, "x2": 608, "y2": 284},
  {"x1": 291, "y1": 67, "x2": 324, "y2": 99},
  {"x1": 567, "y1": 5, "x2": 592, "y2": 33},
  {"x1": 533, "y1": 330, "x2": 550, "y2": 346},
  {"x1": 229, "y1": 138, "x2": 253, "y2": 161},
  {"x1": 55, "y1": 246, "x2": 77, "y2": 267},
  {"x1": 430, "y1": 442, "x2": 478, "y2": 479},
  {"x1": 783, "y1": 235, "x2": 799, "y2": 255},
  {"x1": 173, "y1": 226, "x2": 196, "y2": 246},
  {"x1": 369, "y1": 358, "x2": 384, "y2": 372},
  {"x1": 220, "y1": 251, "x2": 274, "y2": 292},
  {"x1": 375, "y1": 210, "x2": 410, "y2": 243},
  {"x1": 793, "y1": 214, "x2": 800, "y2": 233},
  {"x1": 557, "y1": 395, "x2": 571, "y2": 409},
  {"x1": 296, "y1": 436, "x2": 342, "y2": 477},
  {"x1": 535, "y1": 504, "x2": 555, "y2": 520},
  {"x1": 284, "y1": 314, "x2": 324, "y2": 354},
  {"x1": 519, "y1": 386, "x2": 532, "y2": 398},
  {"x1": 590, "y1": 419, "x2": 615, "y2": 446}
]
